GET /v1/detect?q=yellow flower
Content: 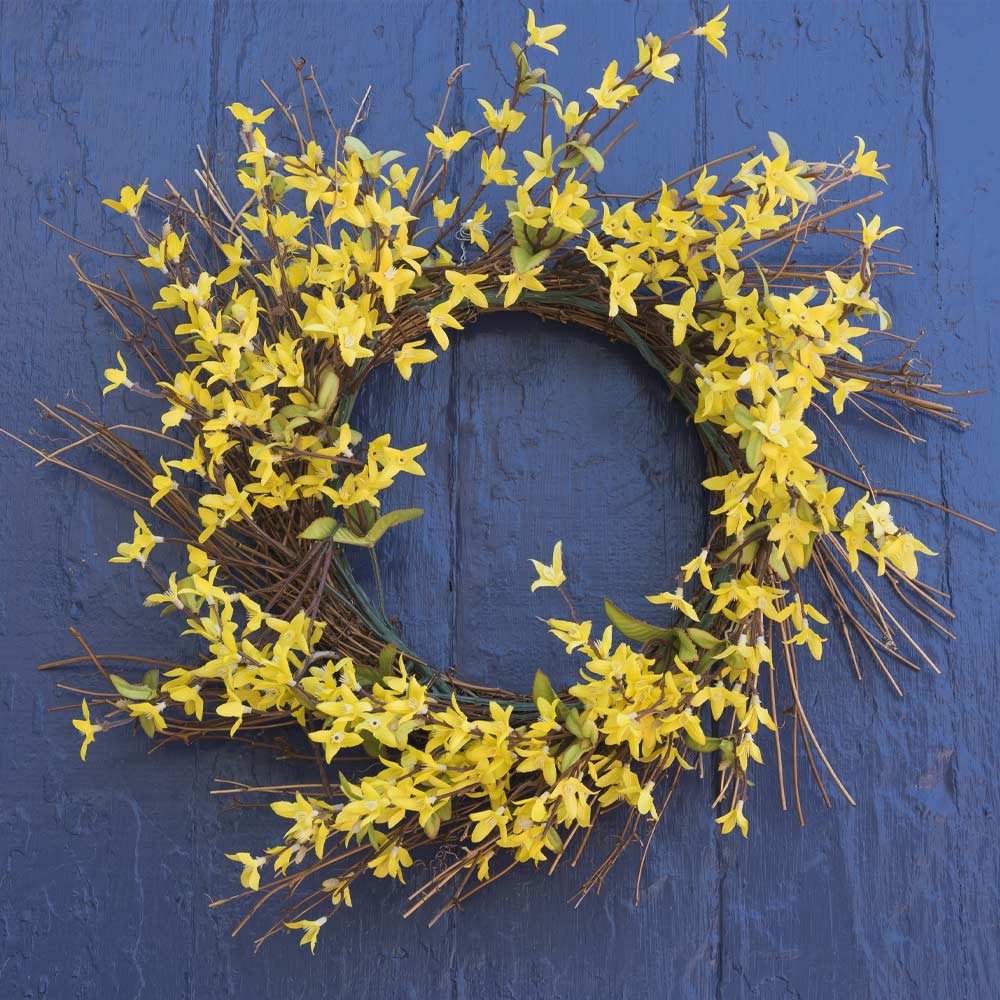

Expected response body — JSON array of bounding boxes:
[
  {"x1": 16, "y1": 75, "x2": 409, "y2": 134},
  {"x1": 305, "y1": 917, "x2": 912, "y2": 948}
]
[
  {"x1": 225, "y1": 852, "x2": 267, "y2": 891},
  {"x1": 102, "y1": 181, "x2": 148, "y2": 217},
  {"x1": 529, "y1": 540, "x2": 566, "y2": 591},
  {"x1": 72, "y1": 699, "x2": 101, "y2": 761},
  {"x1": 694, "y1": 5, "x2": 730, "y2": 58},
  {"x1": 285, "y1": 916, "x2": 327, "y2": 954},
  {"x1": 478, "y1": 98, "x2": 525, "y2": 133},
  {"x1": 426, "y1": 302, "x2": 462, "y2": 350},
  {"x1": 217, "y1": 696, "x2": 252, "y2": 735},
  {"x1": 109, "y1": 512, "x2": 162, "y2": 567},
  {"x1": 127, "y1": 700, "x2": 169, "y2": 734},
  {"x1": 470, "y1": 805, "x2": 510, "y2": 843},
  {"x1": 546, "y1": 618, "x2": 592, "y2": 653},
  {"x1": 831, "y1": 376, "x2": 868, "y2": 414},
  {"x1": 138, "y1": 232, "x2": 187, "y2": 272},
  {"x1": 741, "y1": 694, "x2": 776, "y2": 735},
  {"x1": 433, "y1": 195, "x2": 459, "y2": 226},
  {"x1": 322, "y1": 877, "x2": 353, "y2": 908},
  {"x1": 367, "y1": 842, "x2": 413, "y2": 880},
  {"x1": 143, "y1": 571, "x2": 186, "y2": 613},
  {"x1": 509, "y1": 184, "x2": 549, "y2": 228},
  {"x1": 445, "y1": 269, "x2": 490, "y2": 309},
  {"x1": 680, "y1": 549, "x2": 713, "y2": 590},
  {"x1": 425, "y1": 126, "x2": 471, "y2": 160},
  {"x1": 857, "y1": 213, "x2": 901, "y2": 248},
  {"x1": 645, "y1": 586, "x2": 700, "y2": 622},
  {"x1": 877, "y1": 532, "x2": 936, "y2": 579},
  {"x1": 227, "y1": 102, "x2": 274, "y2": 128},
  {"x1": 716, "y1": 800, "x2": 748, "y2": 837},
  {"x1": 608, "y1": 270, "x2": 643, "y2": 318},
  {"x1": 525, "y1": 8, "x2": 566, "y2": 54},
  {"x1": 554, "y1": 99, "x2": 586, "y2": 130},
  {"x1": 164, "y1": 681, "x2": 204, "y2": 721},
  {"x1": 735, "y1": 734, "x2": 763, "y2": 770},
  {"x1": 862, "y1": 498, "x2": 898, "y2": 540},
  {"x1": 522, "y1": 136, "x2": 557, "y2": 190},
  {"x1": 149, "y1": 458, "x2": 177, "y2": 506},
  {"x1": 481, "y1": 146, "x2": 518, "y2": 186},
  {"x1": 636, "y1": 34, "x2": 680, "y2": 81},
  {"x1": 102, "y1": 351, "x2": 134, "y2": 395},
  {"x1": 586, "y1": 60, "x2": 639, "y2": 110},
  {"x1": 393, "y1": 339, "x2": 437, "y2": 381},
  {"x1": 463, "y1": 203, "x2": 492, "y2": 251},
  {"x1": 851, "y1": 136, "x2": 886, "y2": 182},
  {"x1": 216, "y1": 237, "x2": 250, "y2": 282},
  {"x1": 499, "y1": 265, "x2": 545, "y2": 307},
  {"x1": 655, "y1": 286, "x2": 702, "y2": 346}
]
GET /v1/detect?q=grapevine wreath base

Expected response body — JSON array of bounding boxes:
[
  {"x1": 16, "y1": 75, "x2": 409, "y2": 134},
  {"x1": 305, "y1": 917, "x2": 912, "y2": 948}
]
[{"x1": 16, "y1": 5, "x2": 988, "y2": 952}]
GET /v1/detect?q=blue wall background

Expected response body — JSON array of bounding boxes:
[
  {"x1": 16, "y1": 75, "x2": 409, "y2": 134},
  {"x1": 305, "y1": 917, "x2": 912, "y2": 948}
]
[{"x1": 2, "y1": 1, "x2": 998, "y2": 997}]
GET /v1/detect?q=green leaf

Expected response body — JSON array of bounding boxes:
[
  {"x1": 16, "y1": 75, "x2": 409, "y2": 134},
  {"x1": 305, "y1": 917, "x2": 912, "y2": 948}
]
[
  {"x1": 278, "y1": 404, "x2": 312, "y2": 418},
  {"x1": 269, "y1": 174, "x2": 288, "y2": 199},
  {"x1": 528, "y1": 81, "x2": 564, "y2": 102},
  {"x1": 331, "y1": 526, "x2": 370, "y2": 547},
  {"x1": 731, "y1": 403, "x2": 755, "y2": 430},
  {"x1": 768, "y1": 131, "x2": 790, "y2": 158},
  {"x1": 788, "y1": 174, "x2": 817, "y2": 204},
  {"x1": 355, "y1": 665, "x2": 381, "y2": 687},
  {"x1": 299, "y1": 516, "x2": 338, "y2": 540},
  {"x1": 421, "y1": 811, "x2": 442, "y2": 839},
  {"x1": 576, "y1": 143, "x2": 605, "y2": 173},
  {"x1": 686, "y1": 628, "x2": 720, "y2": 650},
  {"x1": 875, "y1": 299, "x2": 892, "y2": 331},
  {"x1": 564, "y1": 708, "x2": 585, "y2": 738},
  {"x1": 332, "y1": 508, "x2": 422, "y2": 548},
  {"x1": 363, "y1": 507, "x2": 423, "y2": 546},
  {"x1": 109, "y1": 673, "x2": 157, "y2": 701},
  {"x1": 539, "y1": 226, "x2": 566, "y2": 249},
  {"x1": 142, "y1": 669, "x2": 160, "y2": 694},
  {"x1": 557, "y1": 152, "x2": 584, "y2": 170},
  {"x1": 683, "y1": 732, "x2": 723, "y2": 753},
  {"x1": 339, "y1": 771, "x2": 360, "y2": 800},
  {"x1": 532, "y1": 668, "x2": 556, "y2": 707},
  {"x1": 558, "y1": 741, "x2": 585, "y2": 772},
  {"x1": 509, "y1": 213, "x2": 528, "y2": 247},
  {"x1": 511, "y1": 245, "x2": 550, "y2": 274},
  {"x1": 343, "y1": 136, "x2": 373, "y2": 161},
  {"x1": 317, "y1": 370, "x2": 340, "y2": 412},
  {"x1": 675, "y1": 631, "x2": 697, "y2": 662},
  {"x1": 604, "y1": 598, "x2": 676, "y2": 643},
  {"x1": 344, "y1": 500, "x2": 377, "y2": 537},
  {"x1": 378, "y1": 644, "x2": 397, "y2": 678}
]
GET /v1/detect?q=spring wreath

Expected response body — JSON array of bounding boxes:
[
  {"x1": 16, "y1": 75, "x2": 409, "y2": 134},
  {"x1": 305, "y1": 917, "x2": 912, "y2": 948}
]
[{"x1": 18, "y1": 5, "x2": 985, "y2": 952}]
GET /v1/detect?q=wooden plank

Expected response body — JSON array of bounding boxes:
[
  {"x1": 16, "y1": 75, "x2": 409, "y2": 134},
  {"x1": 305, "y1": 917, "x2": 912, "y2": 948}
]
[
  {"x1": 0, "y1": 2, "x2": 214, "y2": 996},
  {"x1": 195, "y1": 0, "x2": 461, "y2": 992},
  {"x1": 704, "y1": 2, "x2": 999, "y2": 995},
  {"x1": 450, "y1": 4, "x2": 722, "y2": 997},
  {"x1": 3, "y1": 0, "x2": 998, "y2": 995},
  {"x1": 924, "y1": 1, "x2": 1000, "y2": 991}
]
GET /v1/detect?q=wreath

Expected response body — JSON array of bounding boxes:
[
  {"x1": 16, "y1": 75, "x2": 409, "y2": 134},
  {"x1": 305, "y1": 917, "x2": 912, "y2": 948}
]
[{"x1": 19, "y1": 5, "x2": 983, "y2": 953}]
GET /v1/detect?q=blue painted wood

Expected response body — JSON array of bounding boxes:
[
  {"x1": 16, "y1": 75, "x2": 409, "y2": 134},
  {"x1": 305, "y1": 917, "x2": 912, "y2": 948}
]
[{"x1": 1, "y1": 1, "x2": 997, "y2": 997}]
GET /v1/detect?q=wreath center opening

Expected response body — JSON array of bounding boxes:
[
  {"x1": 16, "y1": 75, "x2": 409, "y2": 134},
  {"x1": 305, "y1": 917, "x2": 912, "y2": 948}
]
[{"x1": 351, "y1": 311, "x2": 709, "y2": 690}]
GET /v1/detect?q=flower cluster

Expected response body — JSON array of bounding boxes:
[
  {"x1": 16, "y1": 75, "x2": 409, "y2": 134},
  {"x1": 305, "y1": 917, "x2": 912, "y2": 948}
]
[{"x1": 48, "y1": 4, "x2": 954, "y2": 952}]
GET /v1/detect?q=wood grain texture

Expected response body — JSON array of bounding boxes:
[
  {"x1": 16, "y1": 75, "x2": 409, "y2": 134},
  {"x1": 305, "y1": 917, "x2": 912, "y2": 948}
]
[{"x1": 0, "y1": 1, "x2": 996, "y2": 997}]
